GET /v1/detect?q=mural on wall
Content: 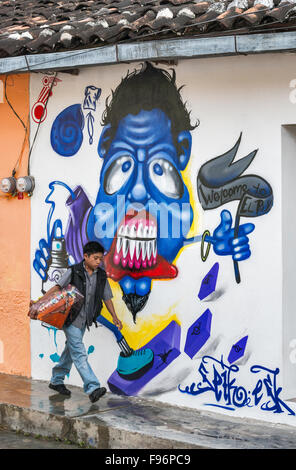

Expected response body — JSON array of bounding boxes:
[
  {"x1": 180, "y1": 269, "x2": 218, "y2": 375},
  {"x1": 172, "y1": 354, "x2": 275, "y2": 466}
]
[
  {"x1": 30, "y1": 62, "x2": 292, "y2": 414},
  {"x1": 51, "y1": 85, "x2": 101, "y2": 156},
  {"x1": 196, "y1": 134, "x2": 273, "y2": 283},
  {"x1": 31, "y1": 75, "x2": 62, "y2": 124},
  {"x1": 35, "y1": 64, "x2": 267, "y2": 316},
  {"x1": 178, "y1": 355, "x2": 295, "y2": 416}
]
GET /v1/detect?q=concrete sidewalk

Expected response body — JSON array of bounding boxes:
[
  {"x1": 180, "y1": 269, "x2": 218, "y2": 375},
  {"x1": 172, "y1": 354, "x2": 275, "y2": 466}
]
[{"x1": 0, "y1": 373, "x2": 296, "y2": 449}]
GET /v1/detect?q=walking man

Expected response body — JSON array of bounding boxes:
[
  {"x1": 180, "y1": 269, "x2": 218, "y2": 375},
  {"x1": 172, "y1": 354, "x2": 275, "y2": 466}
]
[{"x1": 29, "y1": 241, "x2": 153, "y2": 403}]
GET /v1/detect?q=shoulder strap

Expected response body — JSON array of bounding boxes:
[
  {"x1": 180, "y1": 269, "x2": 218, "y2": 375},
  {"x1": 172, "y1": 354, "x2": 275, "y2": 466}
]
[
  {"x1": 70, "y1": 265, "x2": 74, "y2": 284},
  {"x1": 96, "y1": 266, "x2": 107, "y2": 280}
]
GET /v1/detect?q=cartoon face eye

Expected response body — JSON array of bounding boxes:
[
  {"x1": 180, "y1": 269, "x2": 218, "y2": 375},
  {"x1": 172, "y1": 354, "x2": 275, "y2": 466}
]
[
  {"x1": 104, "y1": 155, "x2": 134, "y2": 195},
  {"x1": 149, "y1": 158, "x2": 184, "y2": 199}
]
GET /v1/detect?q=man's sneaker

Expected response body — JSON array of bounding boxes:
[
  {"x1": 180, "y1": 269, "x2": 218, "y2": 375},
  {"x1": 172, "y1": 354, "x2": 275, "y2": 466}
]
[
  {"x1": 49, "y1": 383, "x2": 71, "y2": 396},
  {"x1": 89, "y1": 387, "x2": 107, "y2": 403},
  {"x1": 117, "y1": 348, "x2": 154, "y2": 381}
]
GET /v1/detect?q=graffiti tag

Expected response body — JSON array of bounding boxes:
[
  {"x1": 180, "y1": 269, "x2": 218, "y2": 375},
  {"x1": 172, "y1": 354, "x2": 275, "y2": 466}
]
[
  {"x1": 157, "y1": 348, "x2": 173, "y2": 365},
  {"x1": 178, "y1": 355, "x2": 295, "y2": 415}
]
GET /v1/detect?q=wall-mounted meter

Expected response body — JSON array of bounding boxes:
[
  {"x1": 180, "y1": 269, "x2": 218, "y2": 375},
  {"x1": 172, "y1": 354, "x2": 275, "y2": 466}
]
[
  {"x1": 0, "y1": 177, "x2": 16, "y2": 194},
  {"x1": 16, "y1": 176, "x2": 35, "y2": 194}
]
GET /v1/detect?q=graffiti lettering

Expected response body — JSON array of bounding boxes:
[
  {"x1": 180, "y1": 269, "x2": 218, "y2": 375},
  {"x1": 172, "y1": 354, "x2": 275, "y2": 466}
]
[
  {"x1": 252, "y1": 182, "x2": 267, "y2": 196},
  {"x1": 250, "y1": 364, "x2": 295, "y2": 415},
  {"x1": 197, "y1": 135, "x2": 273, "y2": 219},
  {"x1": 239, "y1": 195, "x2": 273, "y2": 217},
  {"x1": 198, "y1": 183, "x2": 248, "y2": 208},
  {"x1": 178, "y1": 355, "x2": 295, "y2": 415}
]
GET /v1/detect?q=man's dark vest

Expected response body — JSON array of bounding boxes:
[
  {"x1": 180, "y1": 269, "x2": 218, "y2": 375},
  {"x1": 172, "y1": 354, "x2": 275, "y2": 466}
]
[{"x1": 64, "y1": 260, "x2": 107, "y2": 328}]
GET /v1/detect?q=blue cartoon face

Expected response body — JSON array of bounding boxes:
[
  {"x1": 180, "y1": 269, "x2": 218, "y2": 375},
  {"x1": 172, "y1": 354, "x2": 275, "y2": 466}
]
[{"x1": 87, "y1": 108, "x2": 193, "y2": 296}]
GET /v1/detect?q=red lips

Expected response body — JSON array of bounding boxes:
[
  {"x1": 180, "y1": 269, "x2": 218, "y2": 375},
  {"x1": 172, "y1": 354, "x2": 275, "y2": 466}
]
[{"x1": 104, "y1": 210, "x2": 178, "y2": 282}]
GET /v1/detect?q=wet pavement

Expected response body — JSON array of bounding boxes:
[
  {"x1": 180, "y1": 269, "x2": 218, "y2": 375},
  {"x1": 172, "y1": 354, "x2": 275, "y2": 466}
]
[
  {"x1": 1, "y1": 373, "x2": 296, "y2": 449},
  {"x1": 0, "y1": 427, "x2": 82, "y2": 449}
]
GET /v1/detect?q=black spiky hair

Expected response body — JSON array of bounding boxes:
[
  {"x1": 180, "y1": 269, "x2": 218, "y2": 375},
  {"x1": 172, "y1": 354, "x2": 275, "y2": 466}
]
[{"x1": 101, "y1": 62, "x2": 198, "y2": 154}]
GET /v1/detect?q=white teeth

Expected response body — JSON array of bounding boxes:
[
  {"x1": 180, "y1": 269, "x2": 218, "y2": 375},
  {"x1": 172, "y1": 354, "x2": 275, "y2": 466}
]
[
  {"x1": 129, "y1": 225, "x2": 137, "y2": 238},
  {"x1": 129, "y1": 239, "x2": 136, "y2": 259},
  {"x1": 122, "y1": 238, "x2": 129, "y2": 257},
  {"x1": 136, "y1": 240, "x2": 141, "y2": 260},
  {"x1": 153, "y1": 239, "x2": 157, "y2": 257},
  {"x1": 141, "y1": 240, "x2": 147, "y2": 259},
  {"x1": 143, "y1": 225, "x2": 149, "y2": 239},
  {"x1": 137, "y1": 223, "x2": 143, "y2": 238},
  {"x1": 117, "y1": 222, "x2": 158, "y2": 264},
  {"x1": 147, "y1": 240, "x2": 152, "y2": 260},
  {"x1": 116, "y1": 236, "x2": 122, "y2": 253}
]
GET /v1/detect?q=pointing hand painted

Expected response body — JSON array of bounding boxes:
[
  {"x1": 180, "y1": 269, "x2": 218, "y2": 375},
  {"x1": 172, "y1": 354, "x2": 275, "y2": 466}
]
[{"x1": 206, "y1": 209, "x2": 255, "y2": 261}]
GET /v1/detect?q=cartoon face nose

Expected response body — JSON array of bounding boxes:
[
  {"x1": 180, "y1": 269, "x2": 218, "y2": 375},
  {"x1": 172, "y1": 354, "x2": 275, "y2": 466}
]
[
  {"x1": 130, "y1": 182, "x2": 147, "y2": 202},
  {"x1": 129, "y1": 164, "x2": 148, "y2": 203}
]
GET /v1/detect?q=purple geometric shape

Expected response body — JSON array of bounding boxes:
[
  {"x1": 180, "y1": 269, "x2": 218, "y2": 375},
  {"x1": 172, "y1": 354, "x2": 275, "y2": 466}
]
[
  {"x1": 198, "y1": 263, "x2": 219, "y2": 300},
  {"x1": 184, "y1": 309, "x2": 212, "y2": 359},
  {"x1": 107, "y1": 321, "x2": 181, "y2": 396},
  {"x1": 227, "y1": 335, "x2": 248, "y2": 364}
]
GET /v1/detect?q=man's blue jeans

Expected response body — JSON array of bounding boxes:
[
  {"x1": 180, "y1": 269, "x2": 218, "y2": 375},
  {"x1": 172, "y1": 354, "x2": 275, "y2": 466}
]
[{"x1": 50, "y1": 324, "x2": 100, "y2": 395}]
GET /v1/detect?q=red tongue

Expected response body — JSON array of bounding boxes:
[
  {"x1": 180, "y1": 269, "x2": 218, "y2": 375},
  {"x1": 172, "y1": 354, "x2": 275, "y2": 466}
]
[{"x1": 104, "y1": 240, "x2": 178, "y2": 282}]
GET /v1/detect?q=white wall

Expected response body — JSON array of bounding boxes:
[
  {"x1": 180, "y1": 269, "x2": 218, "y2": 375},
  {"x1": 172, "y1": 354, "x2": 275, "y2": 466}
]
[
  {"x1": 30, "y1": 52, "x2": 296, "y2": 426},
  {"x1": 282, "y1": 125, "x2": 296, "y2": 400}
]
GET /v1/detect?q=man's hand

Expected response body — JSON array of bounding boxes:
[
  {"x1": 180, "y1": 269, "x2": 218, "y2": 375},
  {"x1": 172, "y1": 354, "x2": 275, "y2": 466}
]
[
  {"x1": 28, "y1": 286, "x2": 61, "y2": 320},
  {"x1": 104, "y1": 298, "x2": 123, "y2": 330},
  {"x1": 112, "y1": 314, "x2": 123, "y2": 330},
  {"x1": 28, "y1": 300, "x2": 38, "y2": 319},
  {"x1": 207, "y1": 209, "x2": 255, "y2": 261}
]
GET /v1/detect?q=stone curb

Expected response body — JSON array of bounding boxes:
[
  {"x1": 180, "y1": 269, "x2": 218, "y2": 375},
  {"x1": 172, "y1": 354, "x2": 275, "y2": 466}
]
[{"x1": 0, "y1": 402, "x2": 205, "y2": 449}]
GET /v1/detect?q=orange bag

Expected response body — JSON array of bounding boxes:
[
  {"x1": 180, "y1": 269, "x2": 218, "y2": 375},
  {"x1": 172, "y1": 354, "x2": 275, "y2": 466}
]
[{"x1": 29, "y1": 285, "x2": 84, "y2": 330}]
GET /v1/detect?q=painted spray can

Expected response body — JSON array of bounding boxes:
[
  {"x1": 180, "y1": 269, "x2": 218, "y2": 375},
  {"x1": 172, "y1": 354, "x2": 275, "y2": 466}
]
[{"x1": 41, "y1": 237, "x2": 69, "y2": 295}]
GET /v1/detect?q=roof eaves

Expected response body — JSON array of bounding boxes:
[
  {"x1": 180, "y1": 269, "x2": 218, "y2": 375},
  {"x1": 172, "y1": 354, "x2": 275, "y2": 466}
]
[{"x1": 1, "y1": 29, "x2": 296, "y2": 75}]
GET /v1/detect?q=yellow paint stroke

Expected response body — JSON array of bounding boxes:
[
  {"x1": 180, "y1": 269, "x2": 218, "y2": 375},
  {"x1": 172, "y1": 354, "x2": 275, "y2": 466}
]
[
  {"x1": 101, "y1": 281, "x2": 180, "y2": 349},
  {"x1": 183, "y1": 154, "x2": 199, "y2": 239},
  {"x1": 173, "y1": 154, "x2": 202, "y2": 264}
]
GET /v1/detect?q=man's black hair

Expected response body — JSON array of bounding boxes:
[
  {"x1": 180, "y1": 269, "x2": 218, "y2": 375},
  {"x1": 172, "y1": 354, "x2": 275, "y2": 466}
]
[
  {"x1": 101, "y1": 62, "x2": 198, "y2": 155},
  {"x1": 83, "y1": 241, "x2": 104, "y2": 256}
]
